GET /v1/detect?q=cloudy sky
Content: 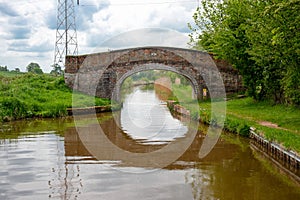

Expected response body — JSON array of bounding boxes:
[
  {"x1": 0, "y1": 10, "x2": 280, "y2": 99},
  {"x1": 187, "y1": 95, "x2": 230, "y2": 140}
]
[{"x1": 0, "y1": 0, "x2": 199, "y2": 72}]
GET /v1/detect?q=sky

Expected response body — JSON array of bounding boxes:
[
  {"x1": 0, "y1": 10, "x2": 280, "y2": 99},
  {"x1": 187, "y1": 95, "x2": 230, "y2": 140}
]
[{"x1": 0, "y1": 0, "x2": 199, "y2": 72}]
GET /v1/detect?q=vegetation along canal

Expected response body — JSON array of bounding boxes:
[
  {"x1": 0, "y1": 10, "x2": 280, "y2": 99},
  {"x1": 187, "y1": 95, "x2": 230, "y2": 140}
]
[{"x1": 1, "y1": 82, "x2": 300, "y2": 199}]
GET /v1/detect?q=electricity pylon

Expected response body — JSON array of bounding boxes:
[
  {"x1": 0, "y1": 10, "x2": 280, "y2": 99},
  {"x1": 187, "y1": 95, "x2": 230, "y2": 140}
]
[{"x1": 54, "y1": 0, "x2": 78, "y2": 67}]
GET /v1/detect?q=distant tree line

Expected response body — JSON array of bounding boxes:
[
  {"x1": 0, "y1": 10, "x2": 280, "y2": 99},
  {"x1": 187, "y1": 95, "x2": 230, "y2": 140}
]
[
  {"x1": 189, "y1": 0, "x2": 300, "y2": 105},
  {"x1": 0, "y1": 63, "x2": 64, "y2": 76},
  {"x1": 0, "y1": 65, "x2": 20, "y2": 73},
  {"x1": 0, "y1": 66, "x2": 9, "y2": 72},
  {"x1": 130, "y1": 70, "x2": 190, "y2": 86}
]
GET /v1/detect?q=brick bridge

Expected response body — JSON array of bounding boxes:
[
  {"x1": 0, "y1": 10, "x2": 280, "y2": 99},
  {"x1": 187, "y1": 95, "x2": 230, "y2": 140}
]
[{"x1": 65, "y1": 46, "x2": 243, "y2": 101}]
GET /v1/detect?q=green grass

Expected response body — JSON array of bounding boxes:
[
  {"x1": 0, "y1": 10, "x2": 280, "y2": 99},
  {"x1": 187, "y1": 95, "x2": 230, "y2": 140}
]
[
  {"x1": 171, "y1": 84, "x2": 193, "y2": 103},
  {"x1": 198, "y1": 98, "x2": 300, "y2": 153},
  {"x1": 226, "y1": 98, "x2": 300, "y2": 132},
  {"x1": 171, "y1": 84, "x2": 200, "y2": 120},
  {"x1": 0, "y1": 72, "x2": 110, "y2": 121},
  {"x1": 0, "y1": 71, "x2": 23, "y2": 77}
]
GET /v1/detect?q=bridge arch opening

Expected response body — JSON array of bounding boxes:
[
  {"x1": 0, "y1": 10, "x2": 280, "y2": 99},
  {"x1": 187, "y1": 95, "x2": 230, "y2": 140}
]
[
  {"x1": 120, "y1": 69, "x2": 196, "y2": 103},
  {"x1": 111, "y1": 63, "x2": 200, "y2": 102}
]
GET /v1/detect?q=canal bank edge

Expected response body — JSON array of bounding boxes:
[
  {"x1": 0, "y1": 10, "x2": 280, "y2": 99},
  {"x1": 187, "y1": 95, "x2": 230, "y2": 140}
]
[
  {"x1": 250, "y1": 127, "x2": 300, "y2": 181},
  {"x1": 66, "y1": 103, "x2": 123, "y2": 116},
  {"x1": 67, "y1": 105, "x2": 112, "y2": 115}
]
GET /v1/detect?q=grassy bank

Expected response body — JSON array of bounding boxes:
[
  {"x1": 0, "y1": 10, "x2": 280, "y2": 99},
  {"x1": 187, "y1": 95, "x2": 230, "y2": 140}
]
[
  {"x1": 198, "y1": 98, "x2": 300, "y2": 153},
  {"x1": 0, "y1": 72, "x2": 110, "y2": 121},
  {"x1": 170, "y1": 84, "x2": 300, "y2": 153},
  {"x1": 170, "y1": 84, "x2": 200, "y2": 120}
]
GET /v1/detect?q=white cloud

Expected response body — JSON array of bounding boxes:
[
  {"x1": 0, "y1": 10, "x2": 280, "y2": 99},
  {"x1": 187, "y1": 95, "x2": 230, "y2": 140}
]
[
  {"x1": 0, "y1": 0, "x2": 198, "y2": 72},
  {"x1": 98, "y1": 28, "x2": 189, "y2": 50}
]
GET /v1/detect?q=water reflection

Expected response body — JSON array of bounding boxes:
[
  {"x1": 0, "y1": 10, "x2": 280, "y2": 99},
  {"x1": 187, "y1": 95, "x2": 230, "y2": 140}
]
[{"x1": 121, "y1": 87, "x2": 188, "y2": 145}]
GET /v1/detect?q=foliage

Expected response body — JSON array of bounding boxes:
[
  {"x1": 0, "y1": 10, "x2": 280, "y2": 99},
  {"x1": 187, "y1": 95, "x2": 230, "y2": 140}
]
[
  {"x1": 50, "y1": 63, "x2": 64, "y2": 76},
  {"x1": 0, "y1": 72, "x2": 110, "y2": 122},
  {"x1": 12, "y1": 68, "x2": 20, "y2": 72},
  {"x1": 0, "y1": 66, "x2": 9, "y2": 72},
  {"x1": 189, "y1": 0, "x2": 300, "y2": 105},
  {"x1": 26, "y1": 62, "x2": 43, "y2": 74},
  {"x1": 131, "y1": 70, "x2": 158, "y2": 81},
  {"x1": 0, "y1": 71, "x2": 23, "y2": 77},
  {"x1": 129, "y1": 70, "x2": 191, "y2": 86},
  {"x1": 0, "y1": 97, "x2": 27, "y2": 121}
]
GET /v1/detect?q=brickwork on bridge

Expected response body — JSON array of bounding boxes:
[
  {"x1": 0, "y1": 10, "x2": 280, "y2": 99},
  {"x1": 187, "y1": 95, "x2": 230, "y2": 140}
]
[{"x1": 65, "y1": 47, "x2": 243, "y2": 101}]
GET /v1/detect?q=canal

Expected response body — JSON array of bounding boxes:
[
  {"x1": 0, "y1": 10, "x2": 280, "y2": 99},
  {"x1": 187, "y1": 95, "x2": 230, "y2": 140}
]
[{"x1": 0, "y1": 86, "x2": 300, "y2": 199}]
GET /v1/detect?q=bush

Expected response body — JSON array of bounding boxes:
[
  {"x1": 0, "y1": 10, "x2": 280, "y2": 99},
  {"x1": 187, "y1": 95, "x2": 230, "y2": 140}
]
[
  {"x1": 224, "y1": 117, "x2": 238, "y2": 133},
  {"x1": 237, "y1": 123, "x2": 250, "y2": 137},
  {"x1": 0, "y1": 97, "x2": 27, "y2": 120},
  {"x1": 224, "y1": 117, "x2": 250, "y2": 137}
]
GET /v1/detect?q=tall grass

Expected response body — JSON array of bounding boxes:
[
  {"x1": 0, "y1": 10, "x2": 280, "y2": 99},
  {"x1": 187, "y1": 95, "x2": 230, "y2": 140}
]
[{"x1": 0, "y1": 72, "x2": 110, "y2": 121}]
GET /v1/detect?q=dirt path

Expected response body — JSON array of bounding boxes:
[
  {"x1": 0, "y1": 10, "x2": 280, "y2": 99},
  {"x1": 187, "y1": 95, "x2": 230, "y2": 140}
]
[
  {"x1": 258, "y1": 121, "x2": 295, "y2": 133},
  {"x1": 225, "y1": 112, "x2": 298, "y2": 134},
  {"x1": 259, "y1": 121, "x2": 280, "y2": 129}
]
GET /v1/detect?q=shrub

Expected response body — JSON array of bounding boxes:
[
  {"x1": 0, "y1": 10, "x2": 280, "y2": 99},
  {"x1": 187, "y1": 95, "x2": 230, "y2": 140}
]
[
  {"x1": 224, "y1": 117, "x2": 239, "y2": 133},
  {"x1": 237, "y1": 123, "x2": 250, "y2": 137},
  {"x1": 0, "y1": 97, "x2": 27, "y2": 120},
  {"x1": 224, "y1": 117, "x2": 250, "y2": 137}
]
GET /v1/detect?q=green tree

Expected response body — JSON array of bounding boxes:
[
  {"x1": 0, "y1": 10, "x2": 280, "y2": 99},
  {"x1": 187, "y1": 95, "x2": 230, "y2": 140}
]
[
  {"x1": 50, "y1": 64, "x2": 64, "y2": 76},
  {"x1": 189, "y1": 0, "x2": 262, "y2": 99},
  {"x1": 0, "y1": 65, "x2": 9, "y2": 72},
  {"x1": 246, "y1": 0, "x2": 300, "y2": 104},
  {"x1": 189, "y1": 0, "x2": 300, "y2": 105},
  {"x1": 26, "y1": 62, "x2": 43, "y2": 74}
]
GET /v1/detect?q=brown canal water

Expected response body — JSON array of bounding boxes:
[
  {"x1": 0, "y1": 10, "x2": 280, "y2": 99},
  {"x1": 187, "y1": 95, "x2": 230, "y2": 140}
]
[{"x1": 1, "y1": 87, "x2": 300, "y2": 199}]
